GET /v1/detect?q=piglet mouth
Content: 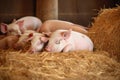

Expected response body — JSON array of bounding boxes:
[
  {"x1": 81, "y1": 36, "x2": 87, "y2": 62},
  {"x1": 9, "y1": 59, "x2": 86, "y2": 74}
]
[
  {"x1": 45, "y1": 46, "x2": 56, "y2": 52},
  {"x1": 45, "y1": 47, "x2": 51, "y2": 52}
]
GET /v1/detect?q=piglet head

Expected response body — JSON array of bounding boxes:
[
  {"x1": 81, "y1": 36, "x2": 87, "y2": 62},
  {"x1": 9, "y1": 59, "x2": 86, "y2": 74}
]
[
  {"x1": 14, "y1": 32, "x2": 33, "y2": 50},
  {"x1": 0, "y1": 20, "x2": 24, "y2": 36},
  {"x1": 8, "y1": 23, "x2": 22, "y2": 35},
  {"x1": 45, "y1": 29, "x2": 71, "y2": 52},
  {"x1": 28, "y1": 33, "x2": 49, "y2": 53}
]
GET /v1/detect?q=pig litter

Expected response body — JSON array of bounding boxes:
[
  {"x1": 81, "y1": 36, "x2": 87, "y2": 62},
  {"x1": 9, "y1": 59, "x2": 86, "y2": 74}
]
[{"x1": 0, "y1": 7, "x2": 120, "y2": 80}]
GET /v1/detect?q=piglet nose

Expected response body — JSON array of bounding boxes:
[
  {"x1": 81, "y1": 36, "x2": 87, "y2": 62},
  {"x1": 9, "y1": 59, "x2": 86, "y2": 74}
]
[
  {"x1": 45, "y1": 46, "x2": 51, "y2": 52},
  {"x1": 28, "y1": 49, "x2": 34, "y2": 54},
  {"x1": 27, "y1": 48, "x2": 34, "y2": 53}
]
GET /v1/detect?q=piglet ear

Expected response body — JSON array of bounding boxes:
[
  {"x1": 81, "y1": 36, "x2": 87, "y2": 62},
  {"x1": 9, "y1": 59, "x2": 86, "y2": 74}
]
[
  {"x1": 26, "y1": 33, "x2": 34, "y2": 42},
  {"x1": 16, "y1": 20, "x2": 24, "y2": 28},
  {"x1": 28, "y1": 33, "x2": 33, "y2": 37},
  {"x1": 40, "y1": 36, "x2": 49, "y2": 43},
  {"x1": 61, "y1": 29, "x2": 72, "y2": 40},
  {"x1": 0, "y1": 23, "x2": 8, "y2": 33},
  {"x1": 42, "y1": 32, "x2": 52, "y2": 37}
]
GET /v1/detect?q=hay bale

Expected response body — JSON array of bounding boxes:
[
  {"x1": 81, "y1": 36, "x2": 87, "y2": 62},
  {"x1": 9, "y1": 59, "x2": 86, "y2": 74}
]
[
  {"x1": 88, "y1": 6, "x2": 120, "y2": 61},
  {"x1": 0, "y1": 50, "x2": 120, "y2": 80}
]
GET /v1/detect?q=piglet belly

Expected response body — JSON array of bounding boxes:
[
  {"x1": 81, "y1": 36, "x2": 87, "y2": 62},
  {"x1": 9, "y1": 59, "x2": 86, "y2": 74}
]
[{"x1": 73, "y1": 38, "x2": 92, "y2": 51}]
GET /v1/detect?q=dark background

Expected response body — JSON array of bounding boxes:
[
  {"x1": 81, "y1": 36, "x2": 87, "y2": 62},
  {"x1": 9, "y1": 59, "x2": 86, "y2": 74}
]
[
  {"x1": 58, "y1": 0, "x2": 120, "y2": 26},
  {"x1": 0, "y1": 0, "x2": 120, "y2": 27}
]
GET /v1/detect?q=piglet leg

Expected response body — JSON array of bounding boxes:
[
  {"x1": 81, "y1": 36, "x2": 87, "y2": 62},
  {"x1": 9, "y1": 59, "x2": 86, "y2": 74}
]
[{"x1": 63, "y1": 44, "x2": 72, "y2": 52}]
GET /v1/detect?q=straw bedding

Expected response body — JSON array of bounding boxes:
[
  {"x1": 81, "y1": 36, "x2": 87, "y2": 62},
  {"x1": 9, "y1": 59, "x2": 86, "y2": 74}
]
[
  {"x1": 0, "y1": 50, "x2": 120, "y2": 80},
  {"x1": 0, "y1": 7, "x2": 120, "y2": 80}
]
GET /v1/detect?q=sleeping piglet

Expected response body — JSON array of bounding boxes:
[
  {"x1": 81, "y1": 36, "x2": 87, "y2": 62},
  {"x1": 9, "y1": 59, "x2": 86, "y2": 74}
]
[
  {"x1": 0, "y1": 35, "x2": 19, "y2": 49},
  {"x1": 45, "y1": 29, "x2": 94, "y2": 52},
  {"x1": 14, "y1": 30, "x2": 36, "y2": 50},
  {"x1": 27, "y1": 33, "x2": 48, "y2": 53},
  {"x1": 0, "y1": 16, "x2": 42, "y2": 35},
  {"x1": 37, "y1": 20, "x2": 88, "y2": 34}
]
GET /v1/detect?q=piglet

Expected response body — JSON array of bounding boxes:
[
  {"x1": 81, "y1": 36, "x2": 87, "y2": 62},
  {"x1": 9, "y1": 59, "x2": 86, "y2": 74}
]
[
  {"x1": 14, "y1": 30, "x2": 36, "y2": 50},
  {"x1": 0, "y1": 16, "x2": 42, "y2": 35},
  {"x1": 27, "y1": 33, "x2": 48, "y2": 53},
  {"x1": 45, "y1": 29, "x2": 93, "y2": 52},
  {"x1": 0, "y1": 35, "x2": 19, "y2": 49},
  {"x1": 37, "y1": 20, "x2": 88, "y2": 34}
]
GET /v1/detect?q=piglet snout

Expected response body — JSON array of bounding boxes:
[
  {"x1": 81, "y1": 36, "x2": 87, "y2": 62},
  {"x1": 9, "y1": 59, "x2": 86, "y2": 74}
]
[
  {"x1": 27, "y1": 47, "x2": 36, "y2": 53},
  {"x1": 45, "y1": 46, "x2": 52, "y2": 52}
]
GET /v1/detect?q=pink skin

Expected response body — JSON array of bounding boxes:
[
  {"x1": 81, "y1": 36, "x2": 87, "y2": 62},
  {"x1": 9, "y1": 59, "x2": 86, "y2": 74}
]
[
  {"x1": 27, "y1": 33, "x2": 48, "y2": 53},
  {"x1": 14, "y1": 30, "x2": 36, "y2": 50},
  {"x1": 0, "y1": 35, "x2": 19, "y2": 49},
  {"x1": 0, "y1": 16, "x2": 42, "y2": 35},
  {"x1": 37, "y1": 20, "x2": 88, "y2": 34},
  {"x1": 45, "y1": 29, "x2": 94, "y2": 52}
]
